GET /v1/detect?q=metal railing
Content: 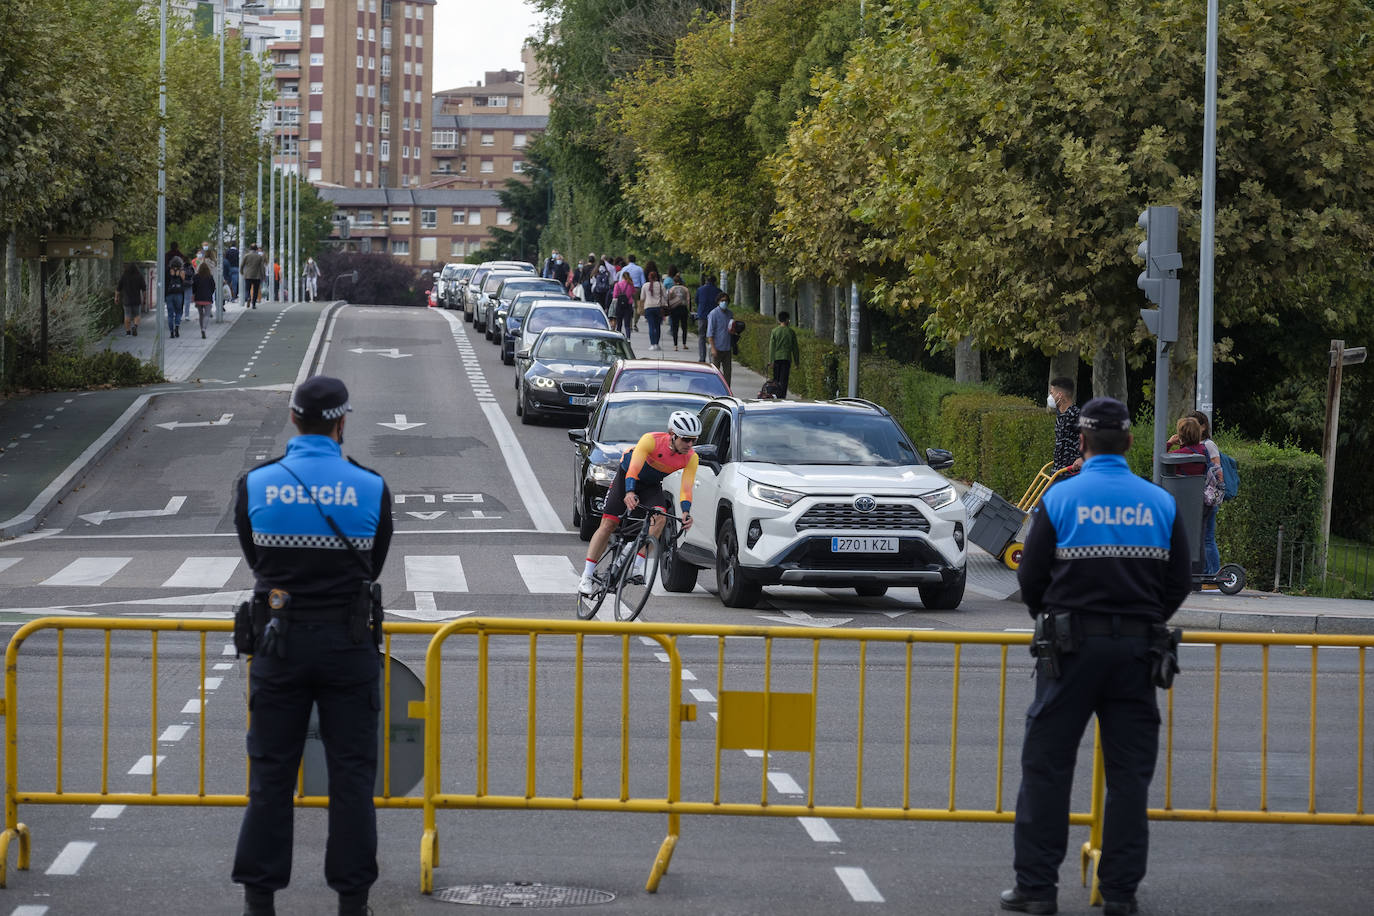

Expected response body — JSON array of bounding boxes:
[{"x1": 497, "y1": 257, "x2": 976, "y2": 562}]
[
  {"x1": 1273, "y1": 525, "x2": 1374, "y2": 597},
  {"x1": 3, "y1": 617, "x2": 1371, "y2": 907}
]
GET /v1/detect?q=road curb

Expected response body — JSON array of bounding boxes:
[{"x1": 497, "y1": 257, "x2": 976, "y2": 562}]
[{"x1": 1173, "y1": 607, "x2": 1374, "y2": 635}]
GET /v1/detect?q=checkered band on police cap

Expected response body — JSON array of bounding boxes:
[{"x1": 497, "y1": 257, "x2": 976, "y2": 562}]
[
  {"x1": 1077, "y1": 396, "x2": 1131, "y2": 431},
  {"x1": 291, "y1": 375, "x2": 351, "y2": 421}
]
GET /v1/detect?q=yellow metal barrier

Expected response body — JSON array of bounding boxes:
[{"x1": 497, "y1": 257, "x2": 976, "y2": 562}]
[
  {"x1": 3, "y1": 617, "x2": 1371, "y2": 905},
  {"x1": 0, "y1": 616, "x2": 440, "y2": 888}
]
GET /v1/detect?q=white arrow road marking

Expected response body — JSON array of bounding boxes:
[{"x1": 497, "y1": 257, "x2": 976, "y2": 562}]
[
  {"x1": 389, "y1": 606, "x2": 472, "y2": 622},
  {"x1": 80, "y1": 496, "x2": 187, "y2": 526},
  {"x1": 756, "y1": 609, "x2": 854, "y2": 628},
  {"x1": 404, "y1": 556, "x2": 468, "y2": 592},
  {"x1": 347, "y1": 347, "x2": 412, "y2": 358},
  {"x1": 154, "y1": 413, "x2": 233, "y2": 431},
  {"x1": 378, "y1": 414, "x2": 426, "y2": 431},
  {"x1": 406, "y1": 511, "x2": 447, "y2": 521}
]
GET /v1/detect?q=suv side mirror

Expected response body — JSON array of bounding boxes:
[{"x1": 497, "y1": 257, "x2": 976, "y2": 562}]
[
  {"x1": 516, "y1": 349, "x2": 530, "y2": 360},
  {"x1": 693, "y1": 443, "x2": 721, "y2": 472},
  {"x1": 567, "y1": 428, "x2": 587, "y2": 445},
  {"x1": 926, "y1": 448, "x2": 954, "y2": 471}
]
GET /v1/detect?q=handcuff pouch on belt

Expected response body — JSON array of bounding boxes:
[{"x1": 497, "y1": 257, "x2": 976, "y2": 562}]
[
  {"x1": 1147, "y1": 625, "x2": 1183, "y2": 689},
  {"x1": 234, "y1": 589, "x2": 291, "y2": 658},
  {"x1": 1029, "y1": 612, "x2": 1078, "y2": 680},
  {"x1": 352, "y1": 579, "x2": 384, "y2": 647}
]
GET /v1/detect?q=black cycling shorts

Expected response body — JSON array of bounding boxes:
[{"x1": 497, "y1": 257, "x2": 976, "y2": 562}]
[{"x1": 601, "y1": 469, "x2": 668, "y2": 521}]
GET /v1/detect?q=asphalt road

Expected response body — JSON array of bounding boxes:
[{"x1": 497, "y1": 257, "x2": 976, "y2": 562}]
[{"x1": 0, "y1": 302, "x2": 1371, "y2": 914}]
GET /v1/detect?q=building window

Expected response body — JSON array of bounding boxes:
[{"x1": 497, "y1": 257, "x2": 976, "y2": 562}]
[
  {"x1": 497, "y1": 210, "x2": 513, "y2": 226},
  {"x1": 308, "y1": 167, "x2": 322, "y2": 180},
  {"x1": 413, "y1": 146, "x2": 420, "y2": 159},
  {"x1": 356, "y1": 55, "x2": 364, "y2": 69},
  {"x1": 382, "y1": 27, "x2": 391, "y2": 48},
  {"x1": 368, "y1": 28, "x2": 376, "y2": 41},
  {"x1": 420, "y1": 209, "x2": 436, "y2": 228},
  {"x1": 460, "y1": 133, "x2": 468, "y2": 147},
  {"x1": 451, "y1": 210, "x2": 465, "y2": 225},
  {"x1": 357, "y1": 0, "x2": 364, "y2": 9},
  {"x1": 415, "y1": 35, "x2": 423, "y2": 48},
  {"x1": 404, "y1": 61, "x2": 412, "y2": 76},
  {"x1": 415, "y1": 62, "x2": 423, "y2": 76},
  {"x1": 308, "y1": 110, "x2": 322, "y2": 124},
  {"x1": 381, "y1": 112, "x2": 391, "y2": 132},
  {"x1": 488, "y1": 95, "x2": 508, "y2": 108},
  {"x1": 402, "y1": 117, "x2": 409, "y2": 131},
  {"x1": 514, "y1": 97, "x2": 522, "y2": 109},
  {"x1": 356, "y1": 27, "x2": 364, "y2": 40},
  {"x1": 459, "y1": 160, "x2": 467, "y2": 173},
  {"x1": 392, "y1": 240, "x2": 410, "y2": 255},
  {"x1": 369, "y1": 57, "x2": 376, "y2": 71},
  {"x1": 403, "y1": 89, "x2": 412, "y2": 103},
  {"x1": 356, "y1": 83, "x2": 364, "y2": 97},
  {"x1": 309, "y1": 139, "x2": 322, "y2": 152},
  {"x1": 451, "y1": 240, "x2": 465, "y2": 257},
  {"x1": 381, "y1": 85, "x2": 390, "y2": 104},
  {"x1": 401, "y1": 145, "x2": 408, "y2": 159},
  {"x1": 513, "y1": 133, "x2": 527, "y2": 148},
  {"x1": 355, "y1": 113, "x2": 362, "y2": 125},
  {"x1": 380, "y1": 56, "x2": 389, "y2": 76},
  {"x1": 366, "y1": 170, "x2": 373, "y2": 183},
  {"x1": 391, "y1": 211, "x2": 410, "y2": 225},
  {"x1": 480, "y1": 159, "x2": 494, "y2": 173},
  {"x1": 355, "y1": 170, "x2": 362, "y2": 183},
  {"x1": 404, "y1": 5, "x2": 412, "y2": 16},
  {"x1": 432, "y1": 129, "x2": 455, "y2": 149},
  {"x1": 309, "y1": 53, "x2": 323, "y2": 66},
  {"x1": 310, "y1": 24, "x2": 324, "y2": 38},
  {"x1": 356, "y1": 210, "x2": 373, "y2": 224},
  {"x1": 368, "y1": 85, "x2": 376, "y2": 98},
  {"x1": 369, "y1": 0, "x2": 376, "y2": 12},
  {"x1": 415, "y1": 6, "x2": 423, "y2": 18},
  {"x1": 379, "y1": 140, "x2": 389, "y2": 160},
  {"x1": 512, "y1": 160, "x2": 524, "y2": 173},
  {"x1": 480, "y1": 133, "x2": 494, "y2": 146},
  {"x1": 468, "y1": 210, "x2": 481, "y2": 225},
  {"x1": 414, "y1": 92, "x2": 422, "y2": 106},
  {"x1": 367, "y1": 113, "x2": 374, "y2": 126},
  {"x1": 310, "y1": 82, "x2": 323, "y2": 95}
]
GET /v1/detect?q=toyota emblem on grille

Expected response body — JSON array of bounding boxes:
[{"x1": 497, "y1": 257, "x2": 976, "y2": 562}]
[{"x1": 853, "y1": 495, "x2": 877, "y2": 513}]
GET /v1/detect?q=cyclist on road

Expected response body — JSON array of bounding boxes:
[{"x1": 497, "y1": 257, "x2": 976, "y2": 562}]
[{"x1": 579, "y1": 410, "x2": 701, "y2": 595}]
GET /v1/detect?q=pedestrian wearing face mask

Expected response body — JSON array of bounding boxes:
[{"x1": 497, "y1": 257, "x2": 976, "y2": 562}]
[{"x1": 1048, "y1": 377, "x2": 1083, "y2": 475}]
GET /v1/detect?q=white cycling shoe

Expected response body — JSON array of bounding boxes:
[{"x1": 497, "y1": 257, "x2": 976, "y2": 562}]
[{"x1": 578, "y1": 574, "x2": 598, "y2": 596}]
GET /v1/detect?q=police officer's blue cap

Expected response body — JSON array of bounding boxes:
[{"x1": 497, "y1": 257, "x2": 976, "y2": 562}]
[
  {"x1": 291, "y1": 375, "x2": 351, "y2": 421},
  {"x1": 1078, "y1": 397, "x2": 1131, "y2": 431}
]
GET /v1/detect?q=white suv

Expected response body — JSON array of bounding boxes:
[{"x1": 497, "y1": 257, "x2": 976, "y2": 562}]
[{"x1": 663, "y1": 398, "x2": 967, "y2": 609}]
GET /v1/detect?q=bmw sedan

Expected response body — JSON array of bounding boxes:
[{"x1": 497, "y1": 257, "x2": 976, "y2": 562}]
[
  {"x1": 567, "y1": 391, "x2": 711, "y2": 540},
  {"x1": 515, "y1": 328, "x2": 634, "y2": 425}
]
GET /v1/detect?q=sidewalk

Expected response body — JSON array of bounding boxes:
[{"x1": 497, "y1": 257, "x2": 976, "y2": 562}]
[{"x1": 101, "y1": 297, "x2": 248, "y2": 383}]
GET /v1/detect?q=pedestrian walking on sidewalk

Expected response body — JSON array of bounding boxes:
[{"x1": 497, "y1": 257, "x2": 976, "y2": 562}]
[
  {"x1": 191, "y1": 262, "x2": 216, "y2": 338},
  {"x1": 767, "y1": 311, "x2": 801, "y2": 399},
  {"x1": 705, "y1": 293, "x2": 734, "y2": 386},
  {"x1": 304, "y1": 258, "x2": 320, "y2": 302},
  {"x1": 117, "y1": 262, "x2": 145, "y2": 337},
  {"x1": 611, "y1": 271, "x2": 636, "y2": 337},
  {"x1": 695, "y1": 274, "x2": 721, "y2": 362},
  {"x1": 231, "y1": 375, "x2": 393, "y2": 916},
  {"x1": 666, "y1": 267, "x2": 690, "y2": 350},
  {"x1": 640, "y1": 269, "x2": 665, "y2": 351},
  {"x1": 224, "y1": 244, "x2": 240, "y2": 301},
  {"x1": 999, "y1": 397, "x2": 1192, "y2": 916},
  {"x1": 165, "y1": 256, "x2": 188, "y2": 338},
  {"x1": 241, "y1": 243, "x2": 266, "y2": 309}
]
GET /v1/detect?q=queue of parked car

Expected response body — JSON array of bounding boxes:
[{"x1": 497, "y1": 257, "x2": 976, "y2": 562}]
[{"x1": 437, "y1": 258, "x2": 969, "y2": 611}]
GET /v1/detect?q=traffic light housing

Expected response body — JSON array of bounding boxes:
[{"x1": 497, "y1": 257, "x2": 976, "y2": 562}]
[{"x1": 1137, "y1": 206, "x2": 1182, "y2": 343}]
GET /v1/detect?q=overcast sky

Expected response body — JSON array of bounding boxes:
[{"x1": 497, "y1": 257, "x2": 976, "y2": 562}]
[{"x1": 431, "y1": 0, "x2": 546, "y2": 92}]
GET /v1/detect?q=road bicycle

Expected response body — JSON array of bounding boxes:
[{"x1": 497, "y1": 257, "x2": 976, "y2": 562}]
[{"x1": 576, "y1": 506, "x2": 685, "y2": 622}]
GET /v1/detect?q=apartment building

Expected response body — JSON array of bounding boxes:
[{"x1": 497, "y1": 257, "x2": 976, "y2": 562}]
[
  {"x1": 317, "y1": 187, "x2": 511, "y2": 265},
  {"x1": 428, "y1": 47, "x2": 551, "y2": 187}
]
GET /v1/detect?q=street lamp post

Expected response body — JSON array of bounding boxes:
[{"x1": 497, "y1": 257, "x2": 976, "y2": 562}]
[{"x1": 155, "y1": 0, "x2": 168, "y2": 373}]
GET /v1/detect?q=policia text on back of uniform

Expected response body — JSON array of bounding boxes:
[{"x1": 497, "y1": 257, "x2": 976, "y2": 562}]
[
  {"x1": 999, "y1": 397, "x2": 1191, "y2": 916},
  {"x1": 229, "y1": 375, "x2": 394, "y2": 916}
]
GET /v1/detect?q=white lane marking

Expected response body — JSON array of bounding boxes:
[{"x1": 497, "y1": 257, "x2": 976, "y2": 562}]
[
  {"x1": 203, "y1": 677, "x2": 223, "y2": 690},
  {"x1": 835, "y1": 866, "x2": 884, "y2": 903},
  {"x1": 295, "y1": 302, "x2": 334, "y2": 389},
  {"x1": 41, "y1": 557, "x2": 132, "y2": 587},
  {"x1": 0, "y1": 558, "x2": 22, "y2": 574},
  {"x1": 162, "y1": 556, "x2": 240, "y2": 589},
  {"x1": 689, "y1": 688, "x2": 715, "y2": 703},
  {"x1": 12, "y1": 903, "x2": 49, "y2": 915},
  {"x1": 654, "y1": 652, "x2": 670, "y2": 663},
  {"x1": 181, "y1": 700, "x2": 202, "y2": 714},
  {"x1": 744, "y1": 749, "x2": 764, "y2": 758},
  {"x1": 221, "y1": 644, "x2": 237, "y2": 656},
  {"x1": 92, "y1": 805, "x2": 125, "y2": 819},
  {"x1": 45, "y1": 841, "x2": 96, "y2": 875},
  {"x1": 768, "y1": 772, "x2": 805, "y2": 795},
  {"x1": 415, "y1": 592, "x2": 438, "y2": 614},
  {"x1": 159, "y1": 725, "x2": 190, "y2": 742},
  {"x1": 405, "y1": 555, "x2": 468, "y2": 592},
  {"x1": 680, "y1": 669, "x2": 697, "y2": 682},
  {"x1": 128, "y1": 755, "x2": 167, "y2": 776},
  {"x1": 214, "y1": 662, "x2": 232, "y2": 671},
  {"x1": 798, "y1": 817, "x2": 840, "y2": 842},
  {"x1": 514, "y1": 555, "x2": 581, "y2": 593},
  {"x1": 638, "y1": 636, "x2": 658, "y2": 647}
]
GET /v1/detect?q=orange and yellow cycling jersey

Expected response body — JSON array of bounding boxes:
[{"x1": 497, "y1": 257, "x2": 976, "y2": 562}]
[{"x1": 621, "y1": 431, "x2": 699, "y2": 512}]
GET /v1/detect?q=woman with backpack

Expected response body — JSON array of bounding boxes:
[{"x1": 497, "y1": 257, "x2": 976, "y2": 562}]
[
  {"x1": 666, "y1": 267, "x2": 691, "y2": 350},
  {"x1": 165, "y1": 255, "x2": 189, "y2": 338},
  {"x1": 640, "y1": 269, "x2": 666, "y2": 351},
  {"x1": 610, "y1": 269, "x2": 636, "y2": 337},
  {"x1": 191, "y1": 262, "x2": 217, "y2": 338},
  {"x1": 1168, "y1": 410, "x2": 1224, "y2": 578}
]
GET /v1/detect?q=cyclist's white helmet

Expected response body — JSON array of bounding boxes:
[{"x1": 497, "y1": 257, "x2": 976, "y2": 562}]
[{"x1": 668, "y1": 410, "x2": 703, "y2": 438}]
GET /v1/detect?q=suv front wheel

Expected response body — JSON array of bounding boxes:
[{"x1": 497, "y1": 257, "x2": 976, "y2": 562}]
[
  {"x1": 918, "y1": 566, "x2": 966, "y2": 610},
  {"x1": 715, "y1": 516, "x2": 762, "y2": 608}
]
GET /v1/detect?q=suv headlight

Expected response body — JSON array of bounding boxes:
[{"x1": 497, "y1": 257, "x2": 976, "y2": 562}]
[
  {"x1": 590, "y1": 463, "x2": 618, "y2": 484},
  {"x1": 747, "y1": 479, "x2": 805, "y2": 508},
  {"x1": 918, "y1": 484, "x2": 957, "y2": 510},
  {"x1": 530, "y1": 376, "x2": 557, "y2": 389}
]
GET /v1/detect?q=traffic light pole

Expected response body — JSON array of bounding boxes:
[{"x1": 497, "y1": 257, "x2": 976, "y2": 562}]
[
  {"x1": 1137, "y1": 206, "x2": 1182, "y2": 484},
  {"x1": 1196, "y1": 0, "x2": 1220, "y2": 423}
]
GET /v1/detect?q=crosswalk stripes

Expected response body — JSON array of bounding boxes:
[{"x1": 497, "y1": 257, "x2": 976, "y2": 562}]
[{"x1": 0, "y1": 553, "x2": 719, "y2": 598}]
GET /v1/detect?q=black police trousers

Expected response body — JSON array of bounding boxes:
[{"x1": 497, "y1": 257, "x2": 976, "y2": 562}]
[
  {"x1": 232, "y1": 619, "x2": 380, "y2": 896},
  {"x1": 1013, "y1": 633, "x2": 1160, "y2": 903}
]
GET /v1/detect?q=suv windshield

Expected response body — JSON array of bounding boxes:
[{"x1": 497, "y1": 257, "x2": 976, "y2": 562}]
[
  {"x1": 613, "y1": 367, "x2": 728, "y2": 397},
  {"x1": 739, "y1": 408, "x2": 919, "y2": 466},
  {"x1": 598, "y1": 398, "x2": 705, "y2": 443},
  {"x1": 527, "y1": 307, "x2": 607, "y2": 336}
]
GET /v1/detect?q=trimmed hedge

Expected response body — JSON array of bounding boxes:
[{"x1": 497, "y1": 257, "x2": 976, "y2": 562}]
[
  {"x1": 6, "y1": 348, "x2": 163, "y2": 392},
  {"x1": 727, "y1": 308, "x2": 1326, "y2": 592}
]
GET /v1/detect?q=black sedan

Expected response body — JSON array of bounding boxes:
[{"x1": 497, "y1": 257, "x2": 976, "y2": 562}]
[
  {"x1": 515, "y1": 327, "x2": 635, "y2": 426},
  {"x1": 567, "y1": 391, "x2": 711, "y2": 540}
]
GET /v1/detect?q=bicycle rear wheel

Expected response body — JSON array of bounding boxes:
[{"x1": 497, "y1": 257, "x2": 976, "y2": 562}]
[
  {"x1": 614, "y1": 533, "x2": 661, "y2": 622},
  {"x1": 576, "y1": 548, "x2": 615, "y2": 620}
]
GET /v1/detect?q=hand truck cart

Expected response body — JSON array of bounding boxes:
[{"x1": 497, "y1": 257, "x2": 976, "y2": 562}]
[{"x1": 962, "y1": 462, "x2": 1075, "y2": 570}]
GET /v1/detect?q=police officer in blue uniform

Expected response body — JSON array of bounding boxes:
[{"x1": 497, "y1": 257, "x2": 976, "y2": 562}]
[
  {"x1": 231, "y1": 376, "x2": 393, "y2": 916},
  {"x1": 1000, "y1": 397, "x2": 1192, "y2": 916}
]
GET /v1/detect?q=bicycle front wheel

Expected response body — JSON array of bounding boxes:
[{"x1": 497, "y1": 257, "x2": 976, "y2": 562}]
[
  {"x1": 614, "y1": 535, "x2": 661, "y2": 622},
  {"x1": 576, "y1": 548, "x2": 615, "y2": 620}
]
